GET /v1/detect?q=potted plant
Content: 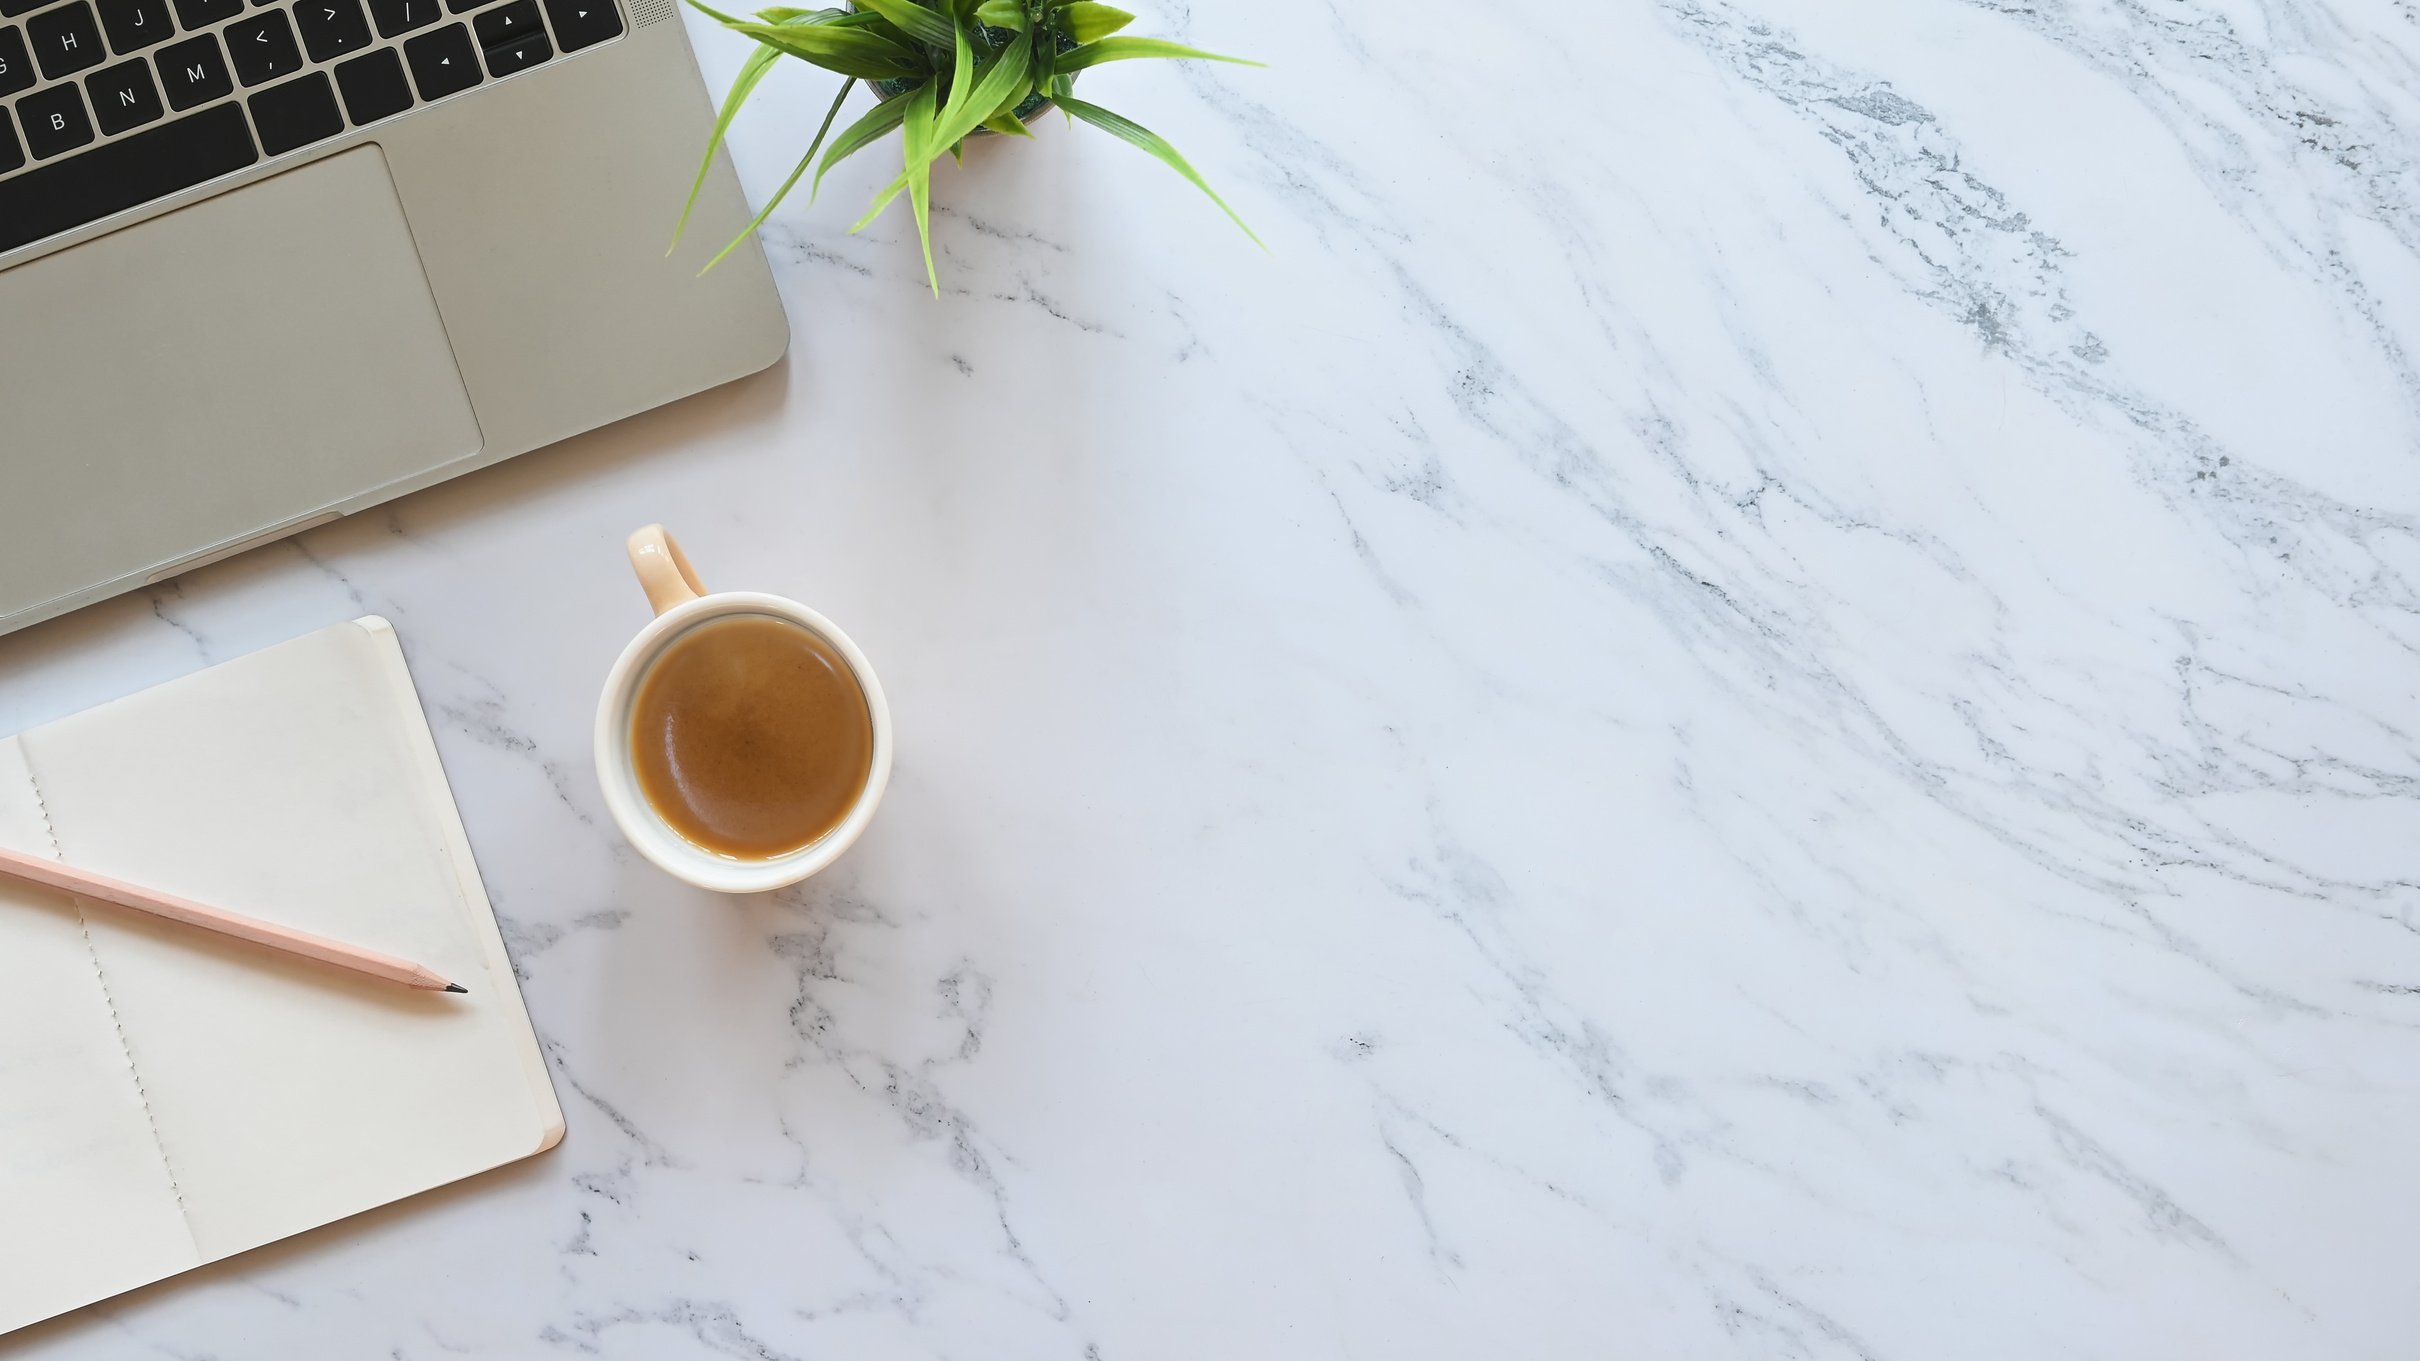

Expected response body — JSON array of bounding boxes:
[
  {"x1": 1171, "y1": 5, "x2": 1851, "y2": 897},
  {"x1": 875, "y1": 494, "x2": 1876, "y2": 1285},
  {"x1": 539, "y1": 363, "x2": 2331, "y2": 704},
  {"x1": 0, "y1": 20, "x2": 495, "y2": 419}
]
[{"x1": 673, "y1": 0, "x2": 1262, "y2": 288}]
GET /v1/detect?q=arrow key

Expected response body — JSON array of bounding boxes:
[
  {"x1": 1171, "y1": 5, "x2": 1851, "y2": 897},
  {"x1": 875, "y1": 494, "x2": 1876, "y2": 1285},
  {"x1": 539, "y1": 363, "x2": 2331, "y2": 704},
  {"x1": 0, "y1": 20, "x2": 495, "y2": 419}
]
[
  {"x1": 482, "y1": 25, "x2": 545, "y2": 75},
  {"x1": 470, "y1": 0, "x2": 532, "y2": 47},
  {"x1": 403, "y1": 20, "x2": 478, "y2": 99},
  {"x1": 540, "y1": 0, "x2": 617, "y2": 53}
]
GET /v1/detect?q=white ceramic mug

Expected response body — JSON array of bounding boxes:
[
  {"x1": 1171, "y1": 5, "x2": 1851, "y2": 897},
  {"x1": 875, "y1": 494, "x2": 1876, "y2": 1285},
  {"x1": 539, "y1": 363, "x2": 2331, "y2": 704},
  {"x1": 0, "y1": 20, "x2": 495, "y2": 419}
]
[{"x1": 594, "y1": 525, "x2": 893, "y2": 893}]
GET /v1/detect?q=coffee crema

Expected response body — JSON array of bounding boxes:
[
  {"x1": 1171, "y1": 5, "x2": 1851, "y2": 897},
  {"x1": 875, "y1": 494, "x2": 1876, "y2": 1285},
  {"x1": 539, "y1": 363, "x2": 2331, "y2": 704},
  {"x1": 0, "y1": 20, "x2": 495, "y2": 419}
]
[{"x1": 629, "y1": 614, "x2": 874, "y2": 861}]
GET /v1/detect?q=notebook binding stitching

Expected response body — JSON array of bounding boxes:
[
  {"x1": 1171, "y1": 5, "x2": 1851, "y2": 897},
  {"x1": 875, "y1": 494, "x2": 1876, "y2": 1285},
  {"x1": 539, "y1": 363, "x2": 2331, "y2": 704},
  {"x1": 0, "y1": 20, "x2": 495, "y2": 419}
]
[{"x1": 23, "y1": 763, "x2": 197, "y2": 1232}]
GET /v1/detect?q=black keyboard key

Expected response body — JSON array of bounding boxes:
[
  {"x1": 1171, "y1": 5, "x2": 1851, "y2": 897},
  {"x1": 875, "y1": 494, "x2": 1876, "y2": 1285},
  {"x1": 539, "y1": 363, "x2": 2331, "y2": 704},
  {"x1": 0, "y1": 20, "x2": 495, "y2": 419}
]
[
  {"x1": 0, "y1": 108, "x2": 22, "y2": 174},
  {"x1": 0, "y1": 99, "x2": 254, "y2": 250},
  {"x1": 0, "y1": 24, "x2": 33, "y2": 97},
  {"x1": 30, "y1": 2, "x2": 103, "y2": 79},
  {"x1": 96, "y1": 0, "x2": 169, "y2": 53},
  {"x1": 295, "y1": 0, "x2": 367, "y2": 60},
  {"x1": 223, "y1": 8, "x2": 295, "y2": 84},
  {"x1": 247, "y1": 67, "x2": 337, "y2": 153},
  {"x1": 364, "y1": 0, "x2": 434, "y2": 36},
  {"x1": 540, "y1": 0, "x2": 614, "y2": 52},
  {"x1": 0, "y1": 0, "x2": 44, "y2": 19},
  {"x1": 154, "y1": 32, "x2": 227, "y2": 108},
  {"x1": 402, "y1": 20, "x2": 473, "y2": 98},
  {"x1": 481, "y1": 24, "x2": 541, "y2": 75},
  {"x1": 332, "y1": 45, "x2": 405, "y2": 122},
  {"x1": 170, "y1": 0, "x2": 241, "y2": 27},
  {"x1": 444, "y1": 0, "x2": 495, "y2": 12},
  {"x1": 17, "y1": 82, "x2": 91, "y2": 156},
  {"x1": 84, "y1": 55, "x2": 159, "y2": 131},
  {"x1": 469, "y1": 0, "x2": 526, "y2": 44}
]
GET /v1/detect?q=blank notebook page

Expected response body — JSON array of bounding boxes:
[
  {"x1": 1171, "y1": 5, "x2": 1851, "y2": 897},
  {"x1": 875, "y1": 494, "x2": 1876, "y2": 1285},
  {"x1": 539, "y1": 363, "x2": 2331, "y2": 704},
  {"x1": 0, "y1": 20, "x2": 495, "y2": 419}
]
[{"x1": 0, "y1": 618, "x2": 561, "y2": 1334}]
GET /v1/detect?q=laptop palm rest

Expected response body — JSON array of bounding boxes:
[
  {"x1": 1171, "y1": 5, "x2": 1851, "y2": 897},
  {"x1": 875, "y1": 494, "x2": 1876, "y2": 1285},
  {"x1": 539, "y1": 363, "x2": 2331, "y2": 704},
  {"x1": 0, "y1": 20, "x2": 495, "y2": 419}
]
[{"x1": 0, "y1": 146, "x2": 481, "y2": 624}]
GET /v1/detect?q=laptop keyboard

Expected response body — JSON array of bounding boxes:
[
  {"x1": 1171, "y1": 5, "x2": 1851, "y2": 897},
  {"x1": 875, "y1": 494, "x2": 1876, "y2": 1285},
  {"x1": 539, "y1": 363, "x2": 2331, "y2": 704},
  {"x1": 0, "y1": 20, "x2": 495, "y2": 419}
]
[{"x1": 0, "y1": 0, "x2": 620, "y2": 253}]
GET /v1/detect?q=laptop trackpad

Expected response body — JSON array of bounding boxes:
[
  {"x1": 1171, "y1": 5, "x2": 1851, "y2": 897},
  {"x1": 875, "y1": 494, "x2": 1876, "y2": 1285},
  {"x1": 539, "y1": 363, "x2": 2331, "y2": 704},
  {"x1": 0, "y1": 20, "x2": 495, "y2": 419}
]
[{"x1": 0, "y1": 146, "x2": 480, "y2": 622}]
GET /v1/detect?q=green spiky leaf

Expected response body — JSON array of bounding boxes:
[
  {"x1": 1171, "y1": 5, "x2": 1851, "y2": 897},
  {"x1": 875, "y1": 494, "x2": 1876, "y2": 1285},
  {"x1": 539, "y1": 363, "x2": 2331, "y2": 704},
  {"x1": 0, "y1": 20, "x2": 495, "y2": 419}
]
[
  {"x1": 902, "y1": 79, "x2": 941, "y2": 291},
  {"x1": 1055, "y1": 36, "x2": 1261, "y2": 72},
  {"x1": 1055, "y1": 94, "x2": 1261, "y2": 247},
  {"x1": 700, "y1": 76, "x2": 858, "y2": 273},
  {"x1": 972, "y1": 0, "x2": 1022, "y2": 27},
  {"x1": 845, "y1": 0, "x2": 953, "y2": 48},
  {"x1": 850, "y1": 175, "x2": 908, "y2": 232},
  {"x1": 941, "y1": 4, "x2": 974, "y2": 121},
  {"x1": 670, "y1": 39, "x2": 785, "y2": 253},
  {"x1": 813, "y1": 87, "x2": 915, "y2": 202},
  {"x1": 986, "y1": 77, "x2": 1031, "y2": 120},
  {"x1": 928, "y1": 27, "x2": 1031, "y2": 150},
  {"x1": 1055, "y1": 2, "x2": 1130, "y2": 42},
  {"x1": 715, "y1": 17, "x2": 923, "y2": 78}
]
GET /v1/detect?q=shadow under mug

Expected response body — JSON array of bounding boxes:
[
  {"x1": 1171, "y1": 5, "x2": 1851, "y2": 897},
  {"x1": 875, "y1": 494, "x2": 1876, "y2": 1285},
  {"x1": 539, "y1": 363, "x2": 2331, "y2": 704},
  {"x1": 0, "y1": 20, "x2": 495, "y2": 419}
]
[{"x1": 593, "y1": 526, "x2": 893, "y2": 893}]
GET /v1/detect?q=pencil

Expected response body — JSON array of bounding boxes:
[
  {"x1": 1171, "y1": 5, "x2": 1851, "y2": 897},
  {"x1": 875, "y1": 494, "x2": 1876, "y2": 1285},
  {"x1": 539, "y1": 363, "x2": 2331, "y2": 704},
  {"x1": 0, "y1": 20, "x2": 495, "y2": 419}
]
[{"x1": 0, "y1": 843, "x2": 467, "y2": 993}]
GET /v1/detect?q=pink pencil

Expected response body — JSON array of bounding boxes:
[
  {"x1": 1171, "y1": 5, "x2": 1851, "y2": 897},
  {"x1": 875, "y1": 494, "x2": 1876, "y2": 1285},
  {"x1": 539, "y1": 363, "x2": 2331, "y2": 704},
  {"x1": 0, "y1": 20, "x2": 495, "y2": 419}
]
[{"x1": 0, "y1": 843, "x2": 465, "y2": 993}]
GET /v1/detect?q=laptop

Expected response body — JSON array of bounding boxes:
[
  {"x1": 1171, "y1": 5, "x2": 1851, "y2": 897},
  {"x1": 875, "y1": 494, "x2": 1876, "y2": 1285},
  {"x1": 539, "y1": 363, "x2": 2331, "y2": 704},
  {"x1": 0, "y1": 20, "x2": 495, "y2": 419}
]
[{"x1": 0, "y1": 0, "x2": 788, "y2": 637}]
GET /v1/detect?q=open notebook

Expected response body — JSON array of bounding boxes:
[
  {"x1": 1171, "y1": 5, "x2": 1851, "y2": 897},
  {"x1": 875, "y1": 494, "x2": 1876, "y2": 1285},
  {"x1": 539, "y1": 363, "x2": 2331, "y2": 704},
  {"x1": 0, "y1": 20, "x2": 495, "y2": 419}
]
[{"x1": 0, "y1": 618, "x2": 562, "y2": 1334}]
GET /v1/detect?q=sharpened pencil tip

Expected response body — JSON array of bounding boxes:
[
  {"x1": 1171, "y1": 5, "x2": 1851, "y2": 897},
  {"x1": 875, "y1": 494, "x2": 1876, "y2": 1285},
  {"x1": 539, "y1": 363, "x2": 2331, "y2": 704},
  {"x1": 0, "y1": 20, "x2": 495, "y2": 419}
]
[{"x1": 444, "y1": 983, "x2": 468, "y2": 994}]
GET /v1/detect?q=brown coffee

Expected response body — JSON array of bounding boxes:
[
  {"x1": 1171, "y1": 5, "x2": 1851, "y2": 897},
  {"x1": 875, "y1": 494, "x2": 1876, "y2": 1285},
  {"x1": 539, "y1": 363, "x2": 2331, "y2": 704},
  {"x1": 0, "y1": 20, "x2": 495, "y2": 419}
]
[{"x1": 629, "y1": 614, "x2": 874, "y2": 860}]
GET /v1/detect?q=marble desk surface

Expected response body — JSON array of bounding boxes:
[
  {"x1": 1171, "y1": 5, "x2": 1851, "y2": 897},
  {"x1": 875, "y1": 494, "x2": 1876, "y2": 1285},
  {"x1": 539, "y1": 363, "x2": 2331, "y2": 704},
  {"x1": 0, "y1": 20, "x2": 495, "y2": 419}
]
[{"x1": 6, "y1": 1, "x2": 2420, "y2": 1356}]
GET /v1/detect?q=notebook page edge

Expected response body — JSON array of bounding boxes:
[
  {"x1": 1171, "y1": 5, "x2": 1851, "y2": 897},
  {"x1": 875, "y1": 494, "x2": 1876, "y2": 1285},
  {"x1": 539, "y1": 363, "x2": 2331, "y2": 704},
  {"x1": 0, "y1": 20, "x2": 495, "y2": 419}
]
[
  {"x1": 345, "y1": 616, "x2": 565, "y2": 1155},
  {"x1": 0, "y1": 733, "x2": 201, "y2": 1334}
]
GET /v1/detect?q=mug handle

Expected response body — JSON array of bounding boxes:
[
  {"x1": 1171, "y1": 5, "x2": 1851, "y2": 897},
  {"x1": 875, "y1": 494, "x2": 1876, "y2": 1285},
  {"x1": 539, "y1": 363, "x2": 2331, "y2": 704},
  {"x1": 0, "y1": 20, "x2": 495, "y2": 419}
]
[{"x1": 627, "y1": 525, "x2": 707, "y2": 616}]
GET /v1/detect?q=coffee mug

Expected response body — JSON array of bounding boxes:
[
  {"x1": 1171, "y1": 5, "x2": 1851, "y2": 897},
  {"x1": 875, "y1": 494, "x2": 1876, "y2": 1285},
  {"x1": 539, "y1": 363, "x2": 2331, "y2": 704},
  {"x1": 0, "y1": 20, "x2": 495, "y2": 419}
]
[{"x1": 594, "y1": 526, "x2": 893, "y2": 893}]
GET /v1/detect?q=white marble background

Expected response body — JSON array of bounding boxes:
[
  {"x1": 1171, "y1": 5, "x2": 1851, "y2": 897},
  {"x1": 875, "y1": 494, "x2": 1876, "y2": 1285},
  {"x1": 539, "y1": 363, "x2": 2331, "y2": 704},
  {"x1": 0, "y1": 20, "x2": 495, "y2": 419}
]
[{"x1": 7, "y1": 0, "x2": 2420, "y2": 1355}]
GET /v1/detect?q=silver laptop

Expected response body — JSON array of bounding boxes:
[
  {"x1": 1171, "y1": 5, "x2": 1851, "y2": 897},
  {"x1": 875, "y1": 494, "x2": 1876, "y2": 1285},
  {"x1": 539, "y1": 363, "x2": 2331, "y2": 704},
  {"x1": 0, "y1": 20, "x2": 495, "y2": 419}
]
[{"x1": 0, "y1": 0, "x2": 786, "y2": 636}]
